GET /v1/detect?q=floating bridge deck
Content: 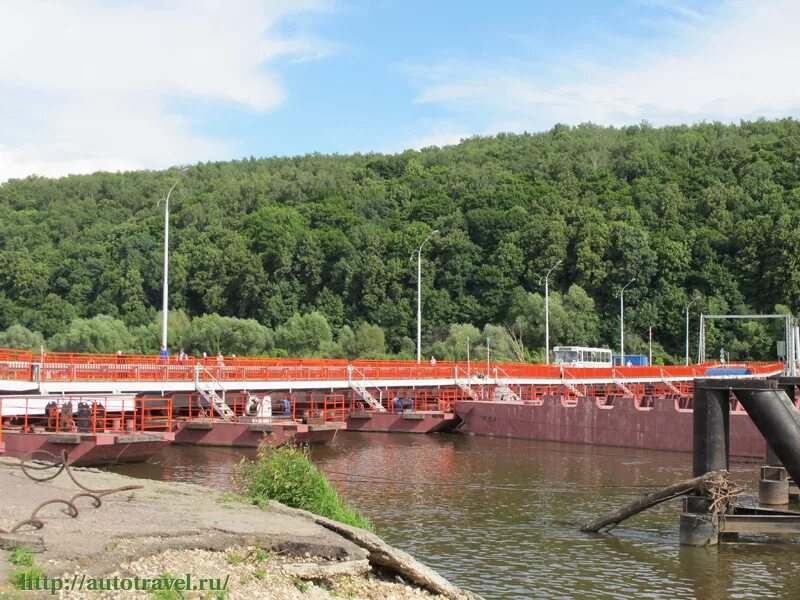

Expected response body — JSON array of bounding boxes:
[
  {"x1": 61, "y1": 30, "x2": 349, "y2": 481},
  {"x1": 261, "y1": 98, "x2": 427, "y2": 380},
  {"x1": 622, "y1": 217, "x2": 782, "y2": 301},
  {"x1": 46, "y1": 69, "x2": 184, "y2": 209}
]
[
  {"x1": 0, "y1": 349, "x2": 788, "y2": 460},
  {"x1": 0, "y1": 349, "x2": 784, "y2": 396}
]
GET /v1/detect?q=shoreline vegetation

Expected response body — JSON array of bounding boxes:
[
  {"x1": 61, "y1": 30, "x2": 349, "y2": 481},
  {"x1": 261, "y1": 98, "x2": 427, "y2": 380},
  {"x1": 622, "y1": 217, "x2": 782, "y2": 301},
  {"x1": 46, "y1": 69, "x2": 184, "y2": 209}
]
[
  {"x1": 236, "y1": 446, "x2": 373, "y2": 531},
  {"x1": 0, "y1": 452, "x2": 479, "y2": 599},
  {"x1": 2, "y1": 121, "x2": 800, "y2": 364}
]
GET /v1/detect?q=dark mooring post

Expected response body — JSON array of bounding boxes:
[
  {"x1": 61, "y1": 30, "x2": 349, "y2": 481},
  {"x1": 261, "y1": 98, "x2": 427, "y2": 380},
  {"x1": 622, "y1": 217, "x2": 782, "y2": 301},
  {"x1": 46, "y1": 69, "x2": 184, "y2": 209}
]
[
  {"x1": 733, "y1": 382, "x2": 800, "y2": 487},
  {"x1": 775, "y1": 378, "x2": 800, "y2": 501},
  {"x1": 756, "y1": 379, "x2": 797, "y2": 506},
  {"x1": 681, "y1": 380, "x2": 730, "y2": 545}
]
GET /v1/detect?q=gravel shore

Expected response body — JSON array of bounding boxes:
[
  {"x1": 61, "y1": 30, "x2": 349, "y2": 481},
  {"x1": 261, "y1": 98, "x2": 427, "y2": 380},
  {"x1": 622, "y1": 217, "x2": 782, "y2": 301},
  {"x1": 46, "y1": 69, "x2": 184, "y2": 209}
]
[
  {"x1": 55, "y1": 546, "x2": 448, "y2": 600},
  {"x1": 0, "y1": 458, "x2": 480, "y2": 599}
]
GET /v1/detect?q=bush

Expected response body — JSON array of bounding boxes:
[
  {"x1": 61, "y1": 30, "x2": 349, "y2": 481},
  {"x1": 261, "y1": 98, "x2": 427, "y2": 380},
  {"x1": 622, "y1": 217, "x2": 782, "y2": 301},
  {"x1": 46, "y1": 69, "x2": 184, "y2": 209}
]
[
  {"x1": 0, "y1": 325, "x2": 45, "y2": 351},
  {"x1": 48, "y1": 315, "x2": 134, "y2": 353},
  {"x1": 236, "y1": 446, "x2": 372, "y2": 531}
]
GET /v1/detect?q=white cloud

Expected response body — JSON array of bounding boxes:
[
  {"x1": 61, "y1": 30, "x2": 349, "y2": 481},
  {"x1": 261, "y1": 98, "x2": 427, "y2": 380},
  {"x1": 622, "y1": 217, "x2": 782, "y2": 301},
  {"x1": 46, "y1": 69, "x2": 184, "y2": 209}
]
[
  {"x1": 407, "y1": 125, "x2": 471, "y2": 151},
  {"x1": 409, "y1": 0, "x2": 800, "y2": 137},
  {"x1": 0, "y1": 0, "x2": 332, "y2": 180}
]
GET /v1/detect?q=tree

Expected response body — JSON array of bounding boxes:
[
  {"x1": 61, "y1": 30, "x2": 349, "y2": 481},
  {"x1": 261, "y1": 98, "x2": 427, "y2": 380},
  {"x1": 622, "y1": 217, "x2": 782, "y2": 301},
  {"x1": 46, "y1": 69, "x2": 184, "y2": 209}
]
[
  {"x1": 274, "y1": 312, "x2": 333, "y2": 356},
  {"x1": 2, "y1": 120, "x2": 800, "y2": 360},
  {"x1": 444, "y1": 323, "x2": 481, "y2": 361},
  {"x1": 49, "y1": 315, "x2": 135, "y2": 353},
  {"x1": 0, "y1": 324, "x2": 45, "y2": 351},
  {"x1": 184, "y1": 313, "x2": 273, "y2": 356},
  {"x1": 340, "y1": 322, "x2": 386, "y2": 358}
]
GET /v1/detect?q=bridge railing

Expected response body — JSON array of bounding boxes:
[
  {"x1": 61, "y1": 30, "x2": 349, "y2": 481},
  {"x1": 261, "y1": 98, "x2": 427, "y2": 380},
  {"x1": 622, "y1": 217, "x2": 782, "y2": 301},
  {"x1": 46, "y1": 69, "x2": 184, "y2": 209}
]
[
  {"x1": 351, "y1": 360, "x2": 460, "y2": 381},
  {"x1": 0, "y1": 347, "x2": 786, "y2": 385},
  {"x1": 0, "y1": 395, "x2": 165, "y2": 434},
  {"x1": 0, "y1": 349, "x2": 34, "y2": 381}
]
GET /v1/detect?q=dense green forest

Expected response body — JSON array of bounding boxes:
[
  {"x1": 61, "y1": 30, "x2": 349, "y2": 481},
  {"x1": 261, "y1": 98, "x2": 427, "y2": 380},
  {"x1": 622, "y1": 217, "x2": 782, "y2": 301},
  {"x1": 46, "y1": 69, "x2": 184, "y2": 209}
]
[{"x1": 1, "y1": 119, "x2": 799, "y2": 363}]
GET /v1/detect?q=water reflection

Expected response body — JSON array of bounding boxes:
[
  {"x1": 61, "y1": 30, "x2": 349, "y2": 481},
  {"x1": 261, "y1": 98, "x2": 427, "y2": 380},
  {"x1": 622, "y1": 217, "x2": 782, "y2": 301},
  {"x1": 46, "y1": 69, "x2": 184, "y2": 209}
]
[{"x1": 112, "y1": 433, "x2": 800, "y2": 599}]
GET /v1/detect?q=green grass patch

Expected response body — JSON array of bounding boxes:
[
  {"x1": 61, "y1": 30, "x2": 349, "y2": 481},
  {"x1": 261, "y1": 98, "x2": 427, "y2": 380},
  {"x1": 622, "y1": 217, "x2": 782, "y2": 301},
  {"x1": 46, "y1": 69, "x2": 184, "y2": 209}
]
[
  {"x1": 7, "y1": 548, "x2": 44, "y2": 591},
  {"x1": 9, "y1": 565, "x2": 45, "y2": 591},
  {"x1": 225, "y1": 551, "x2": 243, "y2": 565},
  {"x1": 253, "y1": 548, "x2": 271, "y2": 562},
  {"x1": 149, "y1": 572, "x2": 187, "y2": 600},
  {"x1": 236, "y1": 446, "x2": 372, "y2": 531},
  {"x1": 291, "y1": 576, "x2": 309, "y2": 593},
  {"x1": 7, "y1": 549, "x2": 33, "y2": 567}
]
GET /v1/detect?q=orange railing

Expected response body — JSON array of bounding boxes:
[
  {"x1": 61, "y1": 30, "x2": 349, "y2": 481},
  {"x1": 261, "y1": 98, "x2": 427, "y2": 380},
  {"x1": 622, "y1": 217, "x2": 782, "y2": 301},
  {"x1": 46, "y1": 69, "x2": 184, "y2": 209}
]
[
  {"x1": 0, "y1": 349, "x2": 35, "y2": 381},
  {"x1": 0, "y1": 396, "x2": 172, "y2": 434},
  {"x1": 178, "y1": 391, "x2": 347, "y2": 425},
  {"x1": 0, "y1": 348, "x2": 785, "y2": 385}
]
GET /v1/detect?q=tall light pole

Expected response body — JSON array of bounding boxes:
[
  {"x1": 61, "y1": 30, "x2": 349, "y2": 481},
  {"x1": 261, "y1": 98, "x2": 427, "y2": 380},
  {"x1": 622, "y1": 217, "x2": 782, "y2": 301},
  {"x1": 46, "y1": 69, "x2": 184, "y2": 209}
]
[
  {"x1": 684, "y1": 296, "x2": 699, "y2": 366},
  {"x1": 486, "y1": 336, "x2": 490, "y2": 377},
  {"x1": 619, "y1": 278, "x2": 635, "y2": 365},
  {"x1": 415, "y1": 229, "x2": 439, "y2": 363},
  {"x1": 539, "y1": 259, "x2": 562, "y2": 365},
  {"x1": 160, "y1": 168, "x2": 188, "y2": 350}
]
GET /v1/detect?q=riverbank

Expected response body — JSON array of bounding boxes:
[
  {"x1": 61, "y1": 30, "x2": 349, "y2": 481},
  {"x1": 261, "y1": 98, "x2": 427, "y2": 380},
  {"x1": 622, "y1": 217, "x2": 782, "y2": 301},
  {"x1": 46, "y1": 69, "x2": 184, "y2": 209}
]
[{"x1": 0, "y1": 458, "x2": 480, "y2": 599}]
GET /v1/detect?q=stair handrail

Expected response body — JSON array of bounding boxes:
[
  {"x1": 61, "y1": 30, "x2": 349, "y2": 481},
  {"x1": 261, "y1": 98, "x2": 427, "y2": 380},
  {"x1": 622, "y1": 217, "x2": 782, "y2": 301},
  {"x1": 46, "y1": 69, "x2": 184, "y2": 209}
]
[
  {"x1": 348, "y1": 365, "x2": 384, "y2": 404},
  {"x1": 560, "y1": 367, "x2": 584, "y2": 396},
  {"x1": 659, "y1": 368, "x2": 683, "y2": 396},
  {"x1": 454, "y1": 364, "x2": 476, "y2": 384},
  {"x1": 196, "y1": 363, "x2": 228, "y2": 403},
  {"x1": 493, "y1": 365, "x2": 524, "y2": 401},
  {"x1": 611, "y1": 368, "x2": 634, "y2": 397}
]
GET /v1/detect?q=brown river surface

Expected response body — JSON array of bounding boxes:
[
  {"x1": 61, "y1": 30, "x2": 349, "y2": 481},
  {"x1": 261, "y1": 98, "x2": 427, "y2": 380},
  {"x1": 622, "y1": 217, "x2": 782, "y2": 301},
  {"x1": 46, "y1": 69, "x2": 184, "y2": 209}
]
[{"x1": 112, "y1": 432, "x2": 800, "y2": 599}]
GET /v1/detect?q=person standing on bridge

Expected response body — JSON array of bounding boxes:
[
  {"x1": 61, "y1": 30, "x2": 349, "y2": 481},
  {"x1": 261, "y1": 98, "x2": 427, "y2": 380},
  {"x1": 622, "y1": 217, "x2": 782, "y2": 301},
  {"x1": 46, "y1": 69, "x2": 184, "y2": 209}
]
[{"x1": 159, "y1": 344, "x2": 169, "y2": 364}]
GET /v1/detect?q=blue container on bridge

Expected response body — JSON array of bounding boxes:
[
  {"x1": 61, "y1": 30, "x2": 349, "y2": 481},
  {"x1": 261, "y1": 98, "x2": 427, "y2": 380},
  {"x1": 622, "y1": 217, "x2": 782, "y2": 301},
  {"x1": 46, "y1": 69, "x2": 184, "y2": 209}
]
[
  {"x1": 704, "y1": 367, "x2": 751, "y2": 376},
  {"x1": 613, "y1": 354, "x2": 649, "y2": 367}
]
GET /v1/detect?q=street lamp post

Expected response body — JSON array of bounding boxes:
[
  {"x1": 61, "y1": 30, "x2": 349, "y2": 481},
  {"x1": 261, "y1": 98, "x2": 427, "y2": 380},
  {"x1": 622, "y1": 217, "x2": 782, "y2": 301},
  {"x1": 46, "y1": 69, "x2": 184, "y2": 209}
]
[
  {"x1": 160, "y1": 168, "x2": 188, "y2": 350},
  {"x1": 466, "y1": 337, "x2": 471, "y2": 377},
  {"x1": 684, "y1": 296, "x2": 699, "y2": 366},
  {"x1": 619, "y1": 278, "x2": 636, "y2": 365},
  {"x1": 415, "y1": 229, "x2": 439, "y2": 363},
  {"x1": 486, "y1": 336, "x2": 490, "y2": 378},
  {"x1": 539, "y1": 259, "x2": 562, "y2": 365}
]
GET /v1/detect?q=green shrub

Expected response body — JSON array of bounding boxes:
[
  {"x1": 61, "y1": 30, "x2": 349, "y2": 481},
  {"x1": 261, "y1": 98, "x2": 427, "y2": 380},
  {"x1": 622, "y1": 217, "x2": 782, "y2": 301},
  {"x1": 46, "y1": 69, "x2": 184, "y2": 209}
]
[{"x1": 236, "y1": 446, "x2": 372, "y2": 531}]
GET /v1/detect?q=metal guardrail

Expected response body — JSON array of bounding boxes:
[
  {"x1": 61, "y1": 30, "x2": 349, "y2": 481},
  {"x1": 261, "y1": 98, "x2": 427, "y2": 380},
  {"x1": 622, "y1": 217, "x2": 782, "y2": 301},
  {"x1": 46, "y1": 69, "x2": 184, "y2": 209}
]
[{"x1": 0, "y1": 347, "x2": 786, "y2": 385}]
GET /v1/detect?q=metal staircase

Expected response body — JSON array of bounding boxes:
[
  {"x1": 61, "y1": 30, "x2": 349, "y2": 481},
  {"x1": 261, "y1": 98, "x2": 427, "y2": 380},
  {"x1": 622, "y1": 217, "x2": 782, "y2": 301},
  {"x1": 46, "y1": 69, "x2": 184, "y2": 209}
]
[
  {"x1": 195, "y1": 365, "x2": 234, "y2": 420},
  {"x1": 493, "y1": 367, "x2": 523, "y2": 402},
  {"x1": 612, "y1": 370, "x2": 634, "y2": 397},
  {"x1": 455, "y1": 366, "x2": 482, "y2": 401},
  {"x1": 348, "y1": 366, "x2": 386, "y2": 412},
  {"x1": 560, "y1": 368, "x2": 585, "y2": 398},
  {"x1": 456, "y1": 380, "x2": 482, "y2": 401},
  {"x1": 493, "y1": 385, "x2": 522, "y2": 402},
  {"x1": 660, "y1": 370, "x2": 683, "y2": 396}
]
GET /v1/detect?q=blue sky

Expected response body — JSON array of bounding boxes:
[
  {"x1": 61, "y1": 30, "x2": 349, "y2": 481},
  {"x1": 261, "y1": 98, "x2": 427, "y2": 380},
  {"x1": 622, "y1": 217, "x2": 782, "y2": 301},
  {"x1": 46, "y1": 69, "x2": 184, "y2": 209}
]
[{"x1": 1, "y1": 0, "x2": 799, "y2": 179}]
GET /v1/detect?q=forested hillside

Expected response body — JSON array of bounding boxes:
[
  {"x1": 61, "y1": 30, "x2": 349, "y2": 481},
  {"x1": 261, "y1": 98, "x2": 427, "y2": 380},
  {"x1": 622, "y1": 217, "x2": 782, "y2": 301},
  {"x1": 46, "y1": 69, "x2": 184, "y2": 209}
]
[{"x1": 2, "y1": 119, "x2": 799, "y2": 363}]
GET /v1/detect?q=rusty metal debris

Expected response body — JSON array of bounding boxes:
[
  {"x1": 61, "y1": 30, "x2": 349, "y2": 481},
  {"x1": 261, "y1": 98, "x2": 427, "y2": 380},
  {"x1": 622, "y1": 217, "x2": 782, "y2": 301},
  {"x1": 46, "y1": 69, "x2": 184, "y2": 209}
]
[{"x1": 0, "y1": 449, "x2": 143, "y2": 536}]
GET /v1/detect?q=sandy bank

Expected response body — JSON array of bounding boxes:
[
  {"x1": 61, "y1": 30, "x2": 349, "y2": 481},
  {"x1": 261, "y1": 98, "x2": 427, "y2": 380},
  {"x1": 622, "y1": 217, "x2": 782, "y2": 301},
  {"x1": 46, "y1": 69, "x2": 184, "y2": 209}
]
[{"x1": 0, "y1": 458, "x2": 480, "y2": 599}]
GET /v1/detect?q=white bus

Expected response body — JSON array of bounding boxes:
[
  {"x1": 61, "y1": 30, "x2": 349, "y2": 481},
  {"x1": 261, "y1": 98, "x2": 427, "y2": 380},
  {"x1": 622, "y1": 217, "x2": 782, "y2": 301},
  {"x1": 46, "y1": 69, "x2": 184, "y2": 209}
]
[{"x1": 552, "y1": 346, "x2": 613, "y2": 368}]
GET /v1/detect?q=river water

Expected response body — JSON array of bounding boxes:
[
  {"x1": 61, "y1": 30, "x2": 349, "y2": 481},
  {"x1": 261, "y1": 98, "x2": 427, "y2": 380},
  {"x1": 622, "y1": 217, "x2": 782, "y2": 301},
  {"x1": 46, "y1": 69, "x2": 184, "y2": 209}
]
[{"x1": 112, "y1": 432, "x2": 800, "y2": 599}]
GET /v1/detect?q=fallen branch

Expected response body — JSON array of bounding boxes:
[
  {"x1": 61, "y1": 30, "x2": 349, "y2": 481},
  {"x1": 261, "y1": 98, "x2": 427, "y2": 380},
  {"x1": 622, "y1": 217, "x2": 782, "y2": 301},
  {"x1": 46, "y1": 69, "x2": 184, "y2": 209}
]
[{"x1": 580, "y1": 470, "x2": 736, "y2": 533}]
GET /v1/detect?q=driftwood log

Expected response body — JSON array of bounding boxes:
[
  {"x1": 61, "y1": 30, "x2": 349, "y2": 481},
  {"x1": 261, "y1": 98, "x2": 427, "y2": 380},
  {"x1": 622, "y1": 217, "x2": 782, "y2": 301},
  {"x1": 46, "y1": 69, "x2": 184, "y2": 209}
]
[{"x1": 580, "y1": 470, "x2": 732, "y2": 533}]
